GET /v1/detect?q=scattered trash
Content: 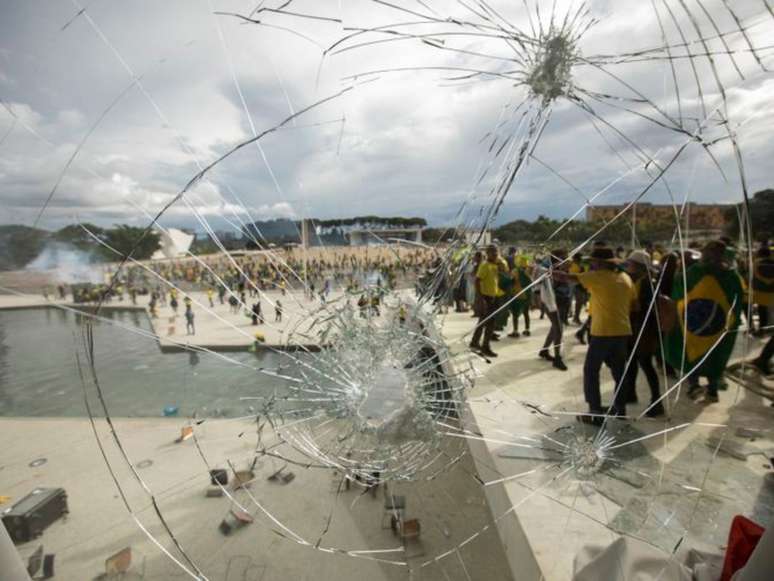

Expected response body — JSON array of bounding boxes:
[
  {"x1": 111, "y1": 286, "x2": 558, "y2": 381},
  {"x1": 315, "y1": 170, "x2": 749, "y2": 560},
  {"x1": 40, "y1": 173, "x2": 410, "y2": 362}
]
[
  {"x1": 267, "y1": 465, "x2": 295, "y2": 484},
  {"x1": 2, "y1": 488, "x2": 68, "y2": 544},
  {"x1": 26, "y1": 545, "x2": 43, "y2": 576},
  {"x1": 105, "y1": 547, "x2": 132, "y2": 576},
  {"x1": 218, "y1": 509, "x2": 254, "y2": 536},
  {"x1": 28, "y1": 458, "x2": 47, "y2": 468},
  {"x1": 175, "y1": 426, "x2": 193, "y2": 443},
  {"x1": 41, "y1": 554, "x2": 55, "y2": 579},
  {"x1": 210, "y1": 469, "x2": 228, "y2": 486},
  {"x1": 205, "y1": 488, "x2": 224, "y2": 498},
  {"x1": 232, "y1": 470, "x2": 255, "y2": 490},
  {"x1": 135, "y1": 459, "x2": 153, "y2": 470},
  {"x1": 267, "y1": 467, "x2": 284, "y2": 481},
  {"x1": 163, "y1": 405, "x2": 179, "y2": 417},
  {"x1": 28, "y1": 550, "x2": 55, "y2": 580}
]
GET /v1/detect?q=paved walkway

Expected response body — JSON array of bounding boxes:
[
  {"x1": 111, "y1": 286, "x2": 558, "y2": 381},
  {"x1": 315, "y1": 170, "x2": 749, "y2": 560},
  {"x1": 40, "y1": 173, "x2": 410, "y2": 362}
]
[
  {"x1": 0, "y1": 417, "x2": 510, "y2": 580},
  {"x1": 441, "y1": 309, "x2": 774, "y2": 580},
  {"x1": 0, "y1": 289, "x2": 388, "y2": 351},
  {"x1": 3, "y1": 293, "x2": 773, "y2": 579}
]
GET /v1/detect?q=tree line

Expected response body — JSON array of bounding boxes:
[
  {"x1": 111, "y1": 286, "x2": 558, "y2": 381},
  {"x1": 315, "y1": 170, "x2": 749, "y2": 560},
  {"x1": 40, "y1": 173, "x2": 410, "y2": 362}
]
[{"x1": 0, "y1": 223, "x2": 161, "y2": 270}]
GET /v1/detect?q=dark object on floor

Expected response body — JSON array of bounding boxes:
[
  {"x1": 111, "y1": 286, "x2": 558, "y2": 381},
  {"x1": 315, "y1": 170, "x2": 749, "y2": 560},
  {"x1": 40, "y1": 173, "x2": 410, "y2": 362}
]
[
  {"x1": 210, "y1": 468, "x2": 228, "y2": 486},
  {"x1": 205, "y1": 488, "x2": 224, "y2": 498},
  {"x1": 26, "y1": 545, "x2": 55, "y2": 580},
  {"x1": 41, "y1": 553, "x2": 55, "y2": 579},
  {"x1": 27, "y1": 545, "x2": 43, "y2": 576},
  {"x1": 232, "y1": 469, "x2": 255, "y2": 490},
  {"x1": 398, "y1": 518, "x2": 424, "y2": 557},
  {"x1": 2, "y1": 487, "x2": 68, "y2": 544},
  {"x1": 219, "y1": 509, "x2": 254, "y2": 536}
]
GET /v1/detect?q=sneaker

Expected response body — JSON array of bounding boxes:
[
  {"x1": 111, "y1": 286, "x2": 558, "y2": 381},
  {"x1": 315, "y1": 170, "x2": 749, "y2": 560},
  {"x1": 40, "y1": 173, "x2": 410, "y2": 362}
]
[
  {"x1": 491, "y1": 336, "x2": 500, "y2": 342},
  {"x1": 704, "y1": 393, "x2": 719, "y2": 404},
  {"x1": 469, "y1": 342, "x2": 481, "y2": 351},
  {"x1": 553, "y1": 357, "x2": 568, "y2": 371},
  {"x1": 645, "y1": 402, "x2": 665, "y2": 417},
  {"x1": 539, "y1": 348, "x2": 554, "y2": 361},
  {"x1": 523, "y1": 330, "x2": 531, "y2": 336},
  {"x1": 508, "y1": 332, "x2": 520, "y2": 338},
  {"x1": 480, "y1": 348, "x2": 498, "y2": 358},
  {"x1": 687, "y1": 384, "x2": 703, "y2": 400},
  {"x1": 575, "y1": 330, "x2": 586, "y2": 345}
]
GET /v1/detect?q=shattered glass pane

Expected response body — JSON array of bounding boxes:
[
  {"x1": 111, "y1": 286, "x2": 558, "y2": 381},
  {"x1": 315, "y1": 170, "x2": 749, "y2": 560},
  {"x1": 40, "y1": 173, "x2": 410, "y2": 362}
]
[{"x1": 1, "y1": 0, "x2": 774, "y2": 579}]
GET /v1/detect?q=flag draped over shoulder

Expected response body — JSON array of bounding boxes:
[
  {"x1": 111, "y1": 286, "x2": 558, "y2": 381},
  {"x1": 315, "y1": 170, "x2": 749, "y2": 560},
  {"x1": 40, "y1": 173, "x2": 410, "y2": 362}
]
[{"x1": 665, "y1": 263, "x2": 745, "y2": 378}]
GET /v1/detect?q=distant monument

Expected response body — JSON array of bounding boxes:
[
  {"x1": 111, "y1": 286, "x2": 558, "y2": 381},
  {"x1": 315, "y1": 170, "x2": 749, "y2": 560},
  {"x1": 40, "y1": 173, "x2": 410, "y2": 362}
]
[{"x1": 151, "y1": 228, "x2": 194, "y2": 260}]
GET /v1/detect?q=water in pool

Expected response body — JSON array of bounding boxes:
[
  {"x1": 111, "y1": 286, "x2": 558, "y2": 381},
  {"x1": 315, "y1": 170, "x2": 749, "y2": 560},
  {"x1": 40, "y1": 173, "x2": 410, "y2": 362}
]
[{"x1": 0, "y1": 307, "x2": 296, "y2": 417}]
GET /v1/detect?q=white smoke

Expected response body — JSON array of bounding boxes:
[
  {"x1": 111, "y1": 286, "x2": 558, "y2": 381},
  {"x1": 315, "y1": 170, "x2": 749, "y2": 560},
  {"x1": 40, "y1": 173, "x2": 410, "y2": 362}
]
[{"x1": 26, "y1": 242, "x2": 103, "y2": 284}]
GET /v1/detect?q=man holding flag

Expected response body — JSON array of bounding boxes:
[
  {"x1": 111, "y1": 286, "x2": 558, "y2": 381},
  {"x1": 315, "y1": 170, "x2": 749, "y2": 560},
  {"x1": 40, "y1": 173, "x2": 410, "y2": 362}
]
[{"x1": 665, "y1": 240, "x2": 745, "y2": 403}]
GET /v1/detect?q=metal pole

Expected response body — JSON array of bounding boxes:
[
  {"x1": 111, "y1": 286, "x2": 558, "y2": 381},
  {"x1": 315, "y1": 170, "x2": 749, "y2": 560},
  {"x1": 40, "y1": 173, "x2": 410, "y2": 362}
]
[{"x1": 0, "y1": 523, "x2": 31, "y2": 581}]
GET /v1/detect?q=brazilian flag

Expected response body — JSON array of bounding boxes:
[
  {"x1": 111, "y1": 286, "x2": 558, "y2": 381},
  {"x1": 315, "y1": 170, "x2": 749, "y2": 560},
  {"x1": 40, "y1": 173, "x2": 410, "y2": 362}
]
[
  {"x1": 753, "y1": 258, "x2": 774, "y2": 307},
  {"x1": 665, "y1": 263, "x2": 745, "y2": 378}
]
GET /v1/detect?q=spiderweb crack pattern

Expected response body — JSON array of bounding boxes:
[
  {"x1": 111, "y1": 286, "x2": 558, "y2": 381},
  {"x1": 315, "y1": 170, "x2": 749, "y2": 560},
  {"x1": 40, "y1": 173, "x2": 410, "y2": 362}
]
[{"x1": 3, "y1": 0, "x2": 774, "y2": 579}]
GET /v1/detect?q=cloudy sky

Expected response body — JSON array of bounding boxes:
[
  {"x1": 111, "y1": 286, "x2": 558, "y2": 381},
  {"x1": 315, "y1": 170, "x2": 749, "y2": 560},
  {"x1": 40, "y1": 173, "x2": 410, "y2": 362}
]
[{"x1": 1, "y1": 0, "x2": 773, "y2": 234}]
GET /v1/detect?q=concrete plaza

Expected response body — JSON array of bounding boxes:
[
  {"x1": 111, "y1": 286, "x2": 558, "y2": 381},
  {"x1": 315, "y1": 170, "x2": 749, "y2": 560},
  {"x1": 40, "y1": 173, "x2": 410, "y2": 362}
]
[{"x1": 1, "y1": 289, "x2": 773, "y2": 580}]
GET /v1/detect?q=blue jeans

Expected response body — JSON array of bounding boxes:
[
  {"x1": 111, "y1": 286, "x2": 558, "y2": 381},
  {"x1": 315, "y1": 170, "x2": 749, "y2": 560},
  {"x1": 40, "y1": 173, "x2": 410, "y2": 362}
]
[{"x1": 584, "y1": 336, "x2": 629, "y2": 412}]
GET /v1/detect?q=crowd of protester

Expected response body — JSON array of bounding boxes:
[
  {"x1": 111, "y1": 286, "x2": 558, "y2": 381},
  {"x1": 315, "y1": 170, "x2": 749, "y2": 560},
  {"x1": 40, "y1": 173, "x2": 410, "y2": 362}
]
[
  {"x1": 41, "y1": 238, "x2": 774, "y2": 427},
  {"x1": 463, "y1": 237, "x2": 773, "y2": 426},
  {"x1": 45, "y1": 247, "x2": 438, "y2": 331}
]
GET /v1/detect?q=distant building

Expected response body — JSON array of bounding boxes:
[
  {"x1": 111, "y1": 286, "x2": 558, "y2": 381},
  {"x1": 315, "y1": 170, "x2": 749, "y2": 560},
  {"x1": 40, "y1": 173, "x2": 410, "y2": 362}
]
[
  {"x1": 348, "y1": 227, "x2": 424, "y2": 246},
  {"x1": 462, "y1": 228, "x2": 492, "y2": 246},
  {"x1": 586, "y1": 202, "x2": 731, "y2": 236}
]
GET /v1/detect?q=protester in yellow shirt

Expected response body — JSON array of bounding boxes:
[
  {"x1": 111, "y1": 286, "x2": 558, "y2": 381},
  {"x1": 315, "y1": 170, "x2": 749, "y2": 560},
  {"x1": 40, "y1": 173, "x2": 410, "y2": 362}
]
[
  {"x1": 561, "y1": 246, "x2": 635, "y2": 424},
  {"x1": 470, "y1": 245, "x2": 502, "y2": 357}
]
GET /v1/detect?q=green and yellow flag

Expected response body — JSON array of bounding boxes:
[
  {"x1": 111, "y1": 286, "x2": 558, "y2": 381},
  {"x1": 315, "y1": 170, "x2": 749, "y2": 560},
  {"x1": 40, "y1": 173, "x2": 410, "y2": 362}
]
[{"x1": 666, "y1": 263, "x2": 745, "y2": 378}]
